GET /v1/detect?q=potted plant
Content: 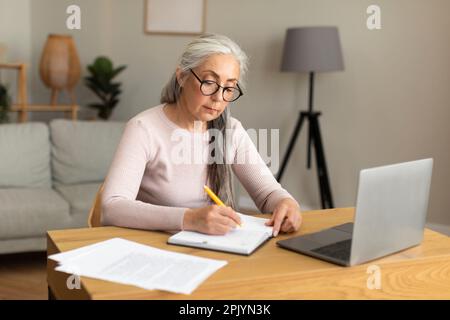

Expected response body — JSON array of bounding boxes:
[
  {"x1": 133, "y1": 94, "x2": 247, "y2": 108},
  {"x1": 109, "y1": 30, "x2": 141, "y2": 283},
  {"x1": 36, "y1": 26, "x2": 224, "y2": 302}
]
[
  {"x1": 0, "y1": 83, "x2": 11, "y2": 124},
  {"x1": 85, "y1": 56, "x2": 126, "y2": 120}
]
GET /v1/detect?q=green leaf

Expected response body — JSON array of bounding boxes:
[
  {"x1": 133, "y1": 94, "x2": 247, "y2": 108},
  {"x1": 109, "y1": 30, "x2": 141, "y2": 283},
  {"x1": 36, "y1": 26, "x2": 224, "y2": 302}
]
[
  {"x1": 85, "y1": 82, "x2": 107, "y2": 100},
  {"x1": 94, "y1": 56, "x2": 113, "y2": 74},
  {"x1": 87, "y1": 65, "x2": 97, "y2": 76},
  {"x1": 110, "y1": 98, "x2": 119, "y2": 108},
  {"x1": 111, "y1": 65, "x2": 127, "y2": 79}
]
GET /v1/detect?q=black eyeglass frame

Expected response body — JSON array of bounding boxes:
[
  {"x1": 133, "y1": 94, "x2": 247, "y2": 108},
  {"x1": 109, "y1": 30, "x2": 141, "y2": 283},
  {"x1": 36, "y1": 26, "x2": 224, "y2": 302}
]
[{"x1": 189, "y1": 68, "x2": 243, "y2": 102}]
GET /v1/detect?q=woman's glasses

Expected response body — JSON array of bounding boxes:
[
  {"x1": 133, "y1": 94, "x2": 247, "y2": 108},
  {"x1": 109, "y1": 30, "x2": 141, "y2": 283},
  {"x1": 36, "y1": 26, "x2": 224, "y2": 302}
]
[{"x1": 189, "y1": 69, "x2": 243, "y2": 102}]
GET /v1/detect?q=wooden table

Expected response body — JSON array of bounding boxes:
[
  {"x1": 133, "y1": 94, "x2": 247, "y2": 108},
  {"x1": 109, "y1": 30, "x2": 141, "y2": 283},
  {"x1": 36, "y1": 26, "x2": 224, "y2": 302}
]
[{"x1": 46, "y1": 208, "x2": 450, "y2": 299}]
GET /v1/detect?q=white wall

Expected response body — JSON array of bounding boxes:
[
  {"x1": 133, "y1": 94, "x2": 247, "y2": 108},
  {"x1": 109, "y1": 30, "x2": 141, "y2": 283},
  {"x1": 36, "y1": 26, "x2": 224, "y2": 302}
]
[
  {"x1": 6, "y1": 0, "x2": 450, "y2": 226},
  {"x1": 0, "y1": 0, "x2": 31, "y2": 121},
  {"x1": 0, "y1": 0, "x2": 31, "y2": 64}
]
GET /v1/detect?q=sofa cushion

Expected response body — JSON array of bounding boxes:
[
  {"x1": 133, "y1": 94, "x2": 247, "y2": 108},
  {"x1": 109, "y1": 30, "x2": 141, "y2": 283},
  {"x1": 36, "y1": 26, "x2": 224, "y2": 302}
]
[
  {"x1": 50, "y1": 119, "x2": 125, "y2": 185},
  {"x1": 0, "y1": 122, "x2": 51, "y2": 188},
  {"x1": 54, "y1": 182, "x2": 102, "y2": 228},
  {"x1": 0, "y1": 237, "x2": 47, "y2": 255},
  {"x1": 0, "y1": 188, "x2": 71, "y2": 239}
]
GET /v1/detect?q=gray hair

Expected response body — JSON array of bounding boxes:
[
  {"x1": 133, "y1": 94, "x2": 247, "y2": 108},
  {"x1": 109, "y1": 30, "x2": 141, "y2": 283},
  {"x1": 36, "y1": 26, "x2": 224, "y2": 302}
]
[{"x1": 160, "y1": 34, "x2": 249, "y2": 209}]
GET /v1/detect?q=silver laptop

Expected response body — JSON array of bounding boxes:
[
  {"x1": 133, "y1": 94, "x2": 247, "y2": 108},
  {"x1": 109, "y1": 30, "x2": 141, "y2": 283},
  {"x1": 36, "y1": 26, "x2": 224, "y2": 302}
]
[{"x1": 277, "y1": 158, "x2": 433, "y2": 266}]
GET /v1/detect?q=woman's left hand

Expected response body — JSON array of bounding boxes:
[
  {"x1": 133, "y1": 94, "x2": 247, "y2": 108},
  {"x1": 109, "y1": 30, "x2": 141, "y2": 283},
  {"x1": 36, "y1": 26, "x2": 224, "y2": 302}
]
[{"x1": 265, "y1": 198, "x2": 302, "y2": 237}]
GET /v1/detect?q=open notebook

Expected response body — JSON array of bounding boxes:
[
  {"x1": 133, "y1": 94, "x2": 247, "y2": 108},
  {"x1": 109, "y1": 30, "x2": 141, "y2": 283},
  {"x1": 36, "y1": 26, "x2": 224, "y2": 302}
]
[{"x1": 168, "y1": 213, "x2": 273, "y2": 255}]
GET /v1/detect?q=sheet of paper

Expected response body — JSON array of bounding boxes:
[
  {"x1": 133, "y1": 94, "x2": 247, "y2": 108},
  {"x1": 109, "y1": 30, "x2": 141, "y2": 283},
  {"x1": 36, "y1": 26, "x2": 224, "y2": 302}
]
[
  {"x1": 238, "y1": 213, "x2": 273, "y2": 233},
  {"x1": 51, "y1": 238, "x2": 227, "y2": 295},
  {"x1": 48, "y1": 238, "x2": 119, "y2": 263}
]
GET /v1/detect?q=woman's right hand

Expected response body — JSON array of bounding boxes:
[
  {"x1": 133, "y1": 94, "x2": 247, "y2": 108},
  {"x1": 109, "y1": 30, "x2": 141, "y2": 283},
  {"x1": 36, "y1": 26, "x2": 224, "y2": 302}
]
[{"x1": 182, "y1": 205, "x2": 242, "y2": 235}]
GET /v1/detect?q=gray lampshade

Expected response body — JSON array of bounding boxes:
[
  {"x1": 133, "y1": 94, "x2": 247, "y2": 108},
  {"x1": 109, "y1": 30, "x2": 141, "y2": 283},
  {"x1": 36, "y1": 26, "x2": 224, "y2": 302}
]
[{"x1": 281, "y1": 26, "x2": 344, "y2": 73}]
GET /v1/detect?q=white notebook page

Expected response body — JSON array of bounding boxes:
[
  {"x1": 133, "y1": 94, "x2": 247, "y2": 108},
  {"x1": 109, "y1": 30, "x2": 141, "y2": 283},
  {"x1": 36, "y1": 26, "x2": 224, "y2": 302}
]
[{"x1": 169, "y1": 213, "x2": 273, "y2": 253}]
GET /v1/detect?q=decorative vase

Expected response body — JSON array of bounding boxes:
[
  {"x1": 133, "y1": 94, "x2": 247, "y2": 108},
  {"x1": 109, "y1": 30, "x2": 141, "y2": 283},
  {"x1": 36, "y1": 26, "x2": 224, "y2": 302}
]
[{"x1": 39, "y1": 34, "x2": 81, "y2": 105}]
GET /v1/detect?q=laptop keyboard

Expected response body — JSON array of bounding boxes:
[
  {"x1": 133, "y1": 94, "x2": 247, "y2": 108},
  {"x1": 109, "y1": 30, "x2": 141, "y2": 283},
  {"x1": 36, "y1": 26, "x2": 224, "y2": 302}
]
[{"x1": 311, "y1": 239, "x2": 352, "y2": 261}]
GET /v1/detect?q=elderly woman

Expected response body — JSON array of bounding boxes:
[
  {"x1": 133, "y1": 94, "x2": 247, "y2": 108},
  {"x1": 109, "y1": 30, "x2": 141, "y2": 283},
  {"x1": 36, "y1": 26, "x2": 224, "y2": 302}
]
[{"x1": 102, "y1": 34, "x2": 302, "y2": 237}]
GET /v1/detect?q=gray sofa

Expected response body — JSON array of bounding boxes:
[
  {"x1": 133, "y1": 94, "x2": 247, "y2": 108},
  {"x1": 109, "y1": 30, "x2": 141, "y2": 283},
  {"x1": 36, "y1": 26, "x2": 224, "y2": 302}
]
[{"x1": 0, "y1": 119, "x2": 124, "y2": 254}]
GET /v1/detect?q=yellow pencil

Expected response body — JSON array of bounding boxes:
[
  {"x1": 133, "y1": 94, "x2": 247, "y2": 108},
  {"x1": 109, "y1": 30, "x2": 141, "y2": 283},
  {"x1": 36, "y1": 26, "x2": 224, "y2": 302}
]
[
  {"x1": 203, "y1": 185, "x2": 225, "y2": 206},
  {"x1": 203, "y1": 185, "x2": 242, "y2": 227}
]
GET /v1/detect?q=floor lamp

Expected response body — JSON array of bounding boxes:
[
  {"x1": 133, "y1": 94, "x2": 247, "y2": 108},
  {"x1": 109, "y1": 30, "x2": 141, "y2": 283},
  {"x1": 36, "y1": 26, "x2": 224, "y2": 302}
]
[{"x1": 276, "y1": 27, "x2": 344, "y2": 209}]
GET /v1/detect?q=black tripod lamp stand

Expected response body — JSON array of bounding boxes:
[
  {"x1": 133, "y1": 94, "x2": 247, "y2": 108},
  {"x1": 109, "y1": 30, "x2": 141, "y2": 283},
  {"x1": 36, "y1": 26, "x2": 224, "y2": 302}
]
[{"x1": 276, "y1": 27, "x2": 344, "y2": 209}]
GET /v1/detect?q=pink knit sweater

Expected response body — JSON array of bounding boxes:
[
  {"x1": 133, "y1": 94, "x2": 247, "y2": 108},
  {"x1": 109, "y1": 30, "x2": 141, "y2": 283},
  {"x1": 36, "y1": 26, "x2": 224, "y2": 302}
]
[{"x1": 101, "y1": 104, "x2": 296, "y2": 231}]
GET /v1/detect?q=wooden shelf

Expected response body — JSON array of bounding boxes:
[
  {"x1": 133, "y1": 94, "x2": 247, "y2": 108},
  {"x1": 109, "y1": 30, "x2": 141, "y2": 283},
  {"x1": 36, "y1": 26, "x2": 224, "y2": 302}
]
[
  {"x1": 10, "y1": 104, "x2": 79, "y2": 121},
  {"x1": 1, "y1": 63, "x2": 79, "y2": 122},
  {"x1": 0, "y1": 63, "x2": 25, "y2": 69},
  {"x1": 11, "y1": 104, "x2": 79, "y2": 112}
]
